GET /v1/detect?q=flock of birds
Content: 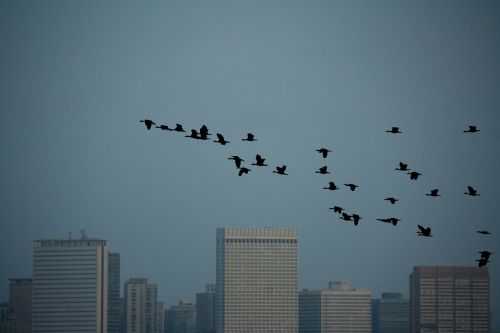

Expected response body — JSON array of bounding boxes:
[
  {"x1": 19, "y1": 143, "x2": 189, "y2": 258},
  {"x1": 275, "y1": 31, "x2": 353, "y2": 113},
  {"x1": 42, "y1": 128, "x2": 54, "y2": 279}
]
[{"x1": 139, "y1": 120, "x2": 492, "y2": 267}]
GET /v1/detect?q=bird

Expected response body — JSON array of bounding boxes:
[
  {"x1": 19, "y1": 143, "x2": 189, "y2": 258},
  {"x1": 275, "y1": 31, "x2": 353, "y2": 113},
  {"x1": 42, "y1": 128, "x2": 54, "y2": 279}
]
[
  {"x1": 251, "y1": 154, "x2": 268, "y2": 166},
  {"x1": 352, "y1": 214, "x2": 361, "y2": 225},
  {"x1": 477, "y1": 257, "x2": 490, "y2": 267},
  {"x1": 172, "y1": 124, "x2": 186, "y2": 132},
  {"x1": 139, "y1": 119, "x2": 156, "y2": 130},
  {"x1": 329, "y1": 206, "x2": 344, "y2": 214},
  {"x1": 408, "y1": 171, "x2": 422, "y2": 180},
  {"x1": 384, "y1": 197, "x2": 399, "y2": 204},
  {"x1": 479, "y1": 251, "x2": 492, "y2": 260},
  {"x1": 316, "y1": 148, "x2": 332, "y2": 158},
  {"x1": 273, "y1": 165, "x2": 288, "y2": 175},
  {"x1": 238, "y1": 167, "x2": 251, "y2": 176},
  {"x1": 316, "y1": 166, "x2": 330, "y2": 174},
  {"x1": 417, "y1": 225, "x2": 433, "y2": 237},
  {"x1": 464, "y1": 125, "x2": 479, "y2": 133},
  {"x1": 242, "y1": 133, "x2": 257, "y2": 141},
  {"x1": 324, "y1": 182, "x2": 339, "y2": 190},
  {"x1": 344, "y1": 183, "x2": 358, "y2": 191},
  {"x1": 386, "y1": 127, "x2": 402, "y2": 133},
  {"x1": 395, "y1": 162, "x2": 410, "y2": 171},
  {"x1": 464, "y1": 186, "x2": 479, "y2": 196},
  {"x1": 185, "y1": 129, "x2": 200, "y2": 139},
  {"x1": 156, "y1": 124, "x2": 170, "y2": 130},
  {"x1": 199, "y1": 125, "x2": 211, "y2": 137},
  {"x1": 340, "y1": 212, "x2": 352, "y2": 221},
  {"x1": 377, "y1": 217, "x2": 401, "y2": 226},
  {"x1": 213, "y1": 133, "x2": 230, "y2": 145},
  {"x1": 476, "y1": 230, "x2": 491, "y2": 235},
  {"x1": 228, "y1": 156, "x2": 244, "y2": 169},
  {"x1": 426, "y1": 189, "x2": 441, "y2": 197}
]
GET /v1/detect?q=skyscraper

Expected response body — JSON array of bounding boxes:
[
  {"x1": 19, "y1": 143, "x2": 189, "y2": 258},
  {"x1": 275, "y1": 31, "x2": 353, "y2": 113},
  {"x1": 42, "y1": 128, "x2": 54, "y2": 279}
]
[
  {"x1": 410, "y1": 266, "x2": 490, "y2": 333},
  {"x1": 372, "y1": 292, "x2": 409, "y2": 333},
  {"x1": 165, "y1": 300, "x2": 196, "y2": 333},
  {"x1": 124, "y1": 278, "x2": 159, "y2": 333},
  {"x1": 8, "y1": 278, "x2": 32, "y2": 326},
  {"x1": 32, "y1": 232, "x2": 108, "y2": 333},
  {"x1": 216, "y1": 227, "x2": 298, "y2": 333},
  {"x1": 298, "y1": 281, "x2": 371, "y2": 333},
  {"x1": 196, "y1": 284, "x2": 216, "y2": 333},
  {"x1": 108, "y1": 252, "x2": 121, "y2": 333}
]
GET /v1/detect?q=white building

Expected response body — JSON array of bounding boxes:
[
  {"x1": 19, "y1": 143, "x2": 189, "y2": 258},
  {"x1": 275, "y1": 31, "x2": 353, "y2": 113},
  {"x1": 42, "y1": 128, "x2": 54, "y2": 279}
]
[
  {"x1": 124, "y1": 278, "x2": 159, "y2": 333},
  {"x1": 32, "y1": 232, "x2": 108, "y2": 333},
  {"x1": 216, "y1": 227, "x2": 298, "y2": 333}
]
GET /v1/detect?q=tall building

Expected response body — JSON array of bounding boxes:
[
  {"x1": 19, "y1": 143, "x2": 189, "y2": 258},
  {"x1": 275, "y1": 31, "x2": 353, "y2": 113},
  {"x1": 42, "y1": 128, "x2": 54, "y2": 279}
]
[
  {"x1": 216, "y1": 227, "x2": 298, "y2": 333},
  {"x1": 8, "y1": 278, "x2": 32, "y2": 326},
  {"x1": 410, "y1": 266, "x2": 490, "y2": 333},
  {"x1": 32, "y1": 232, "x2": 108, "y2": 333},
  {"x1": 298, "y1": 281, "x2": 372, "y2": 333},
  {"x1": 157, "y1": 302, "x2": 165, "y2": 333},
  {"x1": 372, "y1": 292, "x2": 409, "y2": 333},
  {"x1": 165, "y1": 300, "x2": 196, "y2": 333},
  {"x1": 124, "y1": 278, "x2": 159, "y2": 333},
  {"x1": 108, "y1": 252, "x2": 121, "y2": 333},
  {"x1": 196, "y1": 284, "x2": 216, "y2": 333}
]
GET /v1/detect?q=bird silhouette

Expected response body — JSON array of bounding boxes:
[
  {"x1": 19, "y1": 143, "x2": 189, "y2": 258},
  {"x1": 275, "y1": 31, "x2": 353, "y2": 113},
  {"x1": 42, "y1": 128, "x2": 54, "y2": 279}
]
[
  {"x1": 242, "y1": 133, "x2": 257, "y2": 141},
  {"x1": 273, "y1": 165, "x2": 288, "y2": 175},
  {"x1": 228, "y1": 156, "x2": 244, "y2": 169},
  {"x1": 395, "y1": 162, "x2": 410, "y2": 171},
  {"x1": 417, "y1": 225, "x2": 433, "y2": 237},
  {"x1": 316, "y1": 148, "x2": 332, "y2": 158},
  {"x1": 384, "y1": 197, "x2": 399, "y2": 204},
  {"x1": 352, "y1": 214, "x2": 361, "y2": 225},
  {"x1": 386, "y1": 127, "x2": 402, "y2": 134},
  {"x1": 477, "y1": 257, "x2": 490, "y2": 267},
  {"x1": 464, "y1": 125, "x2": 479, "y2": 133},
  {"x1": 238, "y1": 167, "x2": 251, "y2": 176},
  {"x1": 185, "y1": 129, "x2": 200, "y2": 140},
  {"x1": 156, "y1": 124, "x2": 171, "y2": 131},
  {"x1": 139, "y1": 119, "x2": 156, "y2": 130},
  {"x1": 329, "y1": 206, "x2": 344, "y2": 214},
  {"x1": 464, "y1": 186, "x2": 479, "y2": 196},
  {"x1": 344, "y1": 183, "x2": 358, "y2": 191},
  {"x1": 426, "y1": 189, "x2": 441, "y2": 197},
  {"x1": 340, "y1": 212, "x2": 352, "y2": 221},
  {"x1": 408, "y1": 171, "x2": 422, "y2": 180},
  {"x1": 377, "y1": 218, "x2": 401, "y2": 226},
  {"x1": 251, "y1": 154, "x2": 268, "y2": 166},
  {"x1": 476, "y1": 230, "x2": 491, "y2": 235},
  {"x1": 316, "y1": 166, "x2": 330, "y2": 174},
  {"x1": 173, "y1": 124, "x2": 186, "y2": 132},
  {"x1": 324, "y1": 182, "x2": 339, "y2": 190},
  {"x1": 479, "y1": 250, "x2": 492, "y2": 260},
  {"x1": 199, "y1": 125, "x2": 211, "y2": 137},
  {"x1": 213, "y1": 133, "x2": 230, "y2": 145}
]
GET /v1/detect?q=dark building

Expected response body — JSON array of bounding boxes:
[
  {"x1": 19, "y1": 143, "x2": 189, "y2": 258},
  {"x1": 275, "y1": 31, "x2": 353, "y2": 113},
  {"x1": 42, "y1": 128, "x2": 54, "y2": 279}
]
[
  {"x1": 108, "y1": 252, "x2": 121, "y2": 333},
  {"x1": 372, "y1": 292, "x2": 409, "y2": 333},
  {"x1": 165, "y1": 300, "x2": 196, "y2": 333},
  {"x1": 8, "y1": 278, "x2": 32, "y2": 326},
  {"x1": 196, "y1": 284, "x2": 215, "y2": 333}
]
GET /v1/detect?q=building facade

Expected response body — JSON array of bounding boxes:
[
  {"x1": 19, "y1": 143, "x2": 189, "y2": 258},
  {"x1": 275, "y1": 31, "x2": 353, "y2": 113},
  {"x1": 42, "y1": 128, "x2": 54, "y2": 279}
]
[
  {"x1": 8, "y1": 278, "x2": 32, "y2": 326},
  {"x1": 165, "y1": 300, "x2": 196, "y2": 333},
  {"x1": 196, "y1": 284, "x2": 216, "y2": 333},
  {"x1": 298, "y1": 281, "x2": 372, "y2": 333},
  {"x1": 216, "y1": 227, "x2": 298, "y2": 333},
  {"x1": 124, "y1": 278, "x2": 159, "y2": 333},
  {"x1": 410, "y1": 266, "x2": 490, "y2": 333},
  {"x1": 32, "y1": 233, "x2": 108, "y2": 333},
  {"x1": 372, "y1": 292, "x2": 409, "y2": 333},
  {"x1": 108, "y1": 252, "x2": 121, "y2": 333}
]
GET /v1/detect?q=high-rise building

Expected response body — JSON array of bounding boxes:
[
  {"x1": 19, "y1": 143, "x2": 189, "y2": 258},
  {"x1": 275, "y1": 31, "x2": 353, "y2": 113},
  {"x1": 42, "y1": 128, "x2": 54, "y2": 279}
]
[
  {"x1": 372, "y1": 292, "x2": 409, "y2": 333},
  {"x1": 8, "y1": 278, "x2": 32, "y2": 326},
  {"x1": 410, "y1": 266, "x2": 490, "y2": 333},
  {"x1": 157, "y1": 302, "x2": 165, "y2": 333},
  {"x1": 124, "y1": 278, "x2": 159, "y2": 333},
  {"x1": 165, "y1": 300, "x2": 196, "y2": 333},
  {"x1": 108, "y1": 252, "x2": 121, "y2": 333},
  {"x1": 196, "y1": 284, "x2": 216, "y2": 333},
  {"x1": 32, "y1": 232, "x2": 108, "y2": 333},
  {"x1": 298, "y1": 281, "x2": 371, "y2": 333},
  {"x1": 216, "y1": 227, "x2": 298, "y2": 333}
]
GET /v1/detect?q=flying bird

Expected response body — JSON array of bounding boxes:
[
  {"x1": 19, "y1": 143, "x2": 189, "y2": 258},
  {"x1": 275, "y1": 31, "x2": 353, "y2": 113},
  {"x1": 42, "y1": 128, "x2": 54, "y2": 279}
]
[
  {"x1": 213, "y1": 133, "x2": 230, "y2": 145},
  {"x1": 242, "y1": 133, "x2": 257, "y2": 142},
  {"x1": 139, "y1": 119, "x2": 156, "y2": 130},
  {"x1": 386, "y1": 127, "x2": 402, "y2": 134},
  {"x1": 316, "y1": 148, "x2": 332, "y2": 158},
  {"x1": 426, "y1": 189, "x2": 441, "y2": 197},
  {"x1": 156, "y1": 124, "x2": 170, "y2": 131},
  {"x1": 417, "y1": 225, "x2": 433, "y2": 237},
  {"x1": 384, "y1": 197, "x2": 399, "y2": 204},
  {"x1": 316, "y1": 166, "x2": 330, "y2": 174},
  {"x1": 408, "y1": 171, "x2": 422, "y2": 180},
  {"x1": 199, "y1": 125, "x2": 211, "y2": 137},
  {"x1": 352, "y1": 214, "x2": 361, "y2": 225},
  {"x1": 476, "y1": 230, "x2": 491, "y2": 235},
  {"x1": 324, "y1": 182, "x2": 339, "y2": 191},
  {"x1": 479, "y1": 251, "x2": 492, "y2": 260},
  {"x1": 185, "y1": 129, "x2": 200, "y2": 140},
  {"x1": 329, "y1": 206, "x2": 344, "y2": 214},
  {"x1": 273, "y1": 165, "x2": 288, "y2": 175},
  {"x1": 464, "y1": 186, "x2": 479, "y2": 196},
  {"x1": 238, "y1": 167, "x2": 251, "y2": 177},
  {"x1": 228, "y1": 156, "x2": 244, "y2": 169},
  {"x1": 395, "y1": 162, "x2": 410, "y2": 171},
  {"x1": 344, "y1": 183, "x2": 358, "y2": 191},
  {"x1": 340, "y1": 212, "x2": 352, "y2": 221},
  {"x1": 172, "y1": 124, "x2": 186, "y2": 132},
  {"x1": 477, "y1": 258, "x2": 490, "y2": 267},
  {"x1": 464, "y1": 125, "x2": 479, "y2": 133},
  {"x1": 251, "y1": 154, "x2": 268, "y2": 166},
  {"x1": 377, "y1": 217, "x2": 401, "y2": 226}
]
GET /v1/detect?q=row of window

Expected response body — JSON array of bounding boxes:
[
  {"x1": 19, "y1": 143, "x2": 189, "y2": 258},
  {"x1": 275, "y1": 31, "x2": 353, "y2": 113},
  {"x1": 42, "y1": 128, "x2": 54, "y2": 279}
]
[{"x1": 225, "y1": 238, "x2": 297, "y2": 244}]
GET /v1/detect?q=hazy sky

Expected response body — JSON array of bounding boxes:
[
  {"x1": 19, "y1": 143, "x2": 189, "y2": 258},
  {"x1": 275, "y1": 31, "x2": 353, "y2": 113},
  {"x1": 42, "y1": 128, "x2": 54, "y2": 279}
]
[{"x1": 1, "y1": 0, "x2": 499, "y2": 328}]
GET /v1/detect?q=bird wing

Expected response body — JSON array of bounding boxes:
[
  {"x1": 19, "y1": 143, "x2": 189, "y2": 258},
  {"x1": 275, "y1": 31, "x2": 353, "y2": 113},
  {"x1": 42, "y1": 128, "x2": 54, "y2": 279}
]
[{"x1": 418, "y1": 225, "x2": 425, "y2": 232}]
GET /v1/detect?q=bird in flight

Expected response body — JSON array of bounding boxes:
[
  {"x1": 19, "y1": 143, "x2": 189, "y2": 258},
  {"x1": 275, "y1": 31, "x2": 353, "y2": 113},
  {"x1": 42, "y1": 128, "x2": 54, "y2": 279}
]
[
  {"x1": 213, "y1": 133, "x2": 230, "y2": 145},
  {"x1": 426, "y1": 189, "x2": 441, "y2": 197},
  {"x1": 377, "y1": 217, "x2": 401, "y2": 226},
  {"x1": 417, "y1": 225, "x2": 433, "y2": 237},
  {"x1": 476, "y1": 230, "x2": 491, "y2": 235},
  {"x1": 273, "y1": 165, "x2": 288, "y2": 175},
  {"x1": 172, "y1": 124, "x2": 186, "y2": 132},
  {"x1": 228, "y1": 156, "x2": 244, "y2": 169},
  {"x1": 156, "y1": 124, "x2": 170, "y2": 131},
  {"x1": 324, "y1": 182, "x2": 339, "y2": 191},
  {"x1": 316, "y1": 166, "x2": 330, "y2": 174},
  {"x1": 199, "y1": 125, "x2": 211, "y2": 137},
  {"x1": 140, "y1": 119, "x2": 156, "y2": 130},
  {"x1": 464, "y1": 186, "x2": 479, "y2": 196},
  {"x1": 479, "y1": 250, "x2": 492, "y2": 260},
  {"x1": 408, "y1": 171, "x2": 422, "y2": 180},
  {"x1": 344, "y1": 183, "x2": 358, "y2": 191},
  {"x1": 477, "y1": 258, "x2": 490, "y2": 267},
  {"x1": 352, "y1": 214, "x2": 361, "y2": 226},
  {"x1": 395, "y1": 162, "x2": 410, "y2": 171},
  {"x1": 339, "y1": 212, "x2": 352, "y2": 221},
  {"x1": 238, "y1": 167, "x2": 251, "y2": 177},
  {"x1": 384, "y1": 197, "x2": 399, "y2": 204},
  {"x1": 329, "y1": 206, "x2": 344, "y2": 214},
  {"x1": 386, "y1": 127, "x2": 402, "y2": 134},
  {"x1": 316, "y1": 148, "x2": 332, "y2": 158},
  {"x1": 464, "y1": 125, "x2": 479, "y2": 133},
  {"x1": 251, "y1": 154, "x2": 268, "y2": 166},
  {"x1": 242, "y1": 133, "x2": 257, "y2": 142},
  {"x1": 185, "y1": 129, "x2": 200, "y2": 140}
]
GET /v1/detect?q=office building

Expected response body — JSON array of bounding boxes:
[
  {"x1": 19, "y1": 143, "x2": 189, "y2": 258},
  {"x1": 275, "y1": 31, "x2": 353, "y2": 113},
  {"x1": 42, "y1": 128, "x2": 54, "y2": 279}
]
[
  {"x1": 372, "y1": 292, "x2": 409, "y2": 333},
  {"x1": 299, "y1": 281, "x2": 371, "y2": 333},
  {"x1": 157, "y1": 302, "x2": 165, "y2": 333},
  {"x1": 32, "y1": 232, "x2": 108, "y2": 333},
  {"x1": 196, "y1": 284, "x2": 216, "y2": 333},
  {"x1": 165, "y1": 300, "x2": 196, "y2": 333},
  {"x1": 216, "y1": 227, "x2": 298, "y2": 333},
  {"x1": 124, "y1": 278, "x2": 159, "y2": 333},
  {"x1": 8, "y1": 278, "x2": 32, "y2": 326},
  {"x1": 108, "y1": 252, "x2": 121, "y2": 333},
  {"x1": 410, "y1": 266, "x2": 490, "y2": 333}
]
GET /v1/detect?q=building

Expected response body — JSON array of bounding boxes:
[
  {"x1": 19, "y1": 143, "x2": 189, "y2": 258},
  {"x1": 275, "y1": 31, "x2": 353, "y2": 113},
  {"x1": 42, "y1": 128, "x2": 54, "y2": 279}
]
[
  {"x1": 108, "y1": 252, "x2": 121, "y2": 333},
  {"x1": 216, "y1": 227, "x2": 298, "y2": 333},
  {"x1": 410, "y1": 266, "x2": 490, "y2": 333},
  {"x1": 8, "y1": 278, "x2": 32, "y2": 326},
  {"x1": 157, "y1": 302, "x2": 165, "y2": 333},
  {"x1": 124, "y1": 278, "x2": 159, "y2": 333},
  {"x1": 165, "y1": 300, "x2": 196, "y2": 333},
  {"x1": 298, "y1": 281, "x2": 371, "y2": 333},
  {"x1": 32, "y1": 232, "x2": 108, "y2": 333},
  {"x1": 372, "y1": 292, "x2": 409, "y2": 333},
  {"x1": 196, "y1": 284, "x2": 216, "y2": 333}
]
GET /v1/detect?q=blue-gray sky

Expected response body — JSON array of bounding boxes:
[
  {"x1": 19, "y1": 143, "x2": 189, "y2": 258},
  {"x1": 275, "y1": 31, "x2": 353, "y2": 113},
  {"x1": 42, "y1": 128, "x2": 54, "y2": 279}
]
[{"x1": 1, "y1": 0, "x2": 499, "y2": 328}]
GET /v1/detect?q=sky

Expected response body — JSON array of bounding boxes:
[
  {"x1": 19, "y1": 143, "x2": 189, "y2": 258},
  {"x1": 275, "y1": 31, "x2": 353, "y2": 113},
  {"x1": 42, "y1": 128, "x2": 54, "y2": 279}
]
[{"x1": 1, "y1": 0, "x2": 500, "y2": 328}]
